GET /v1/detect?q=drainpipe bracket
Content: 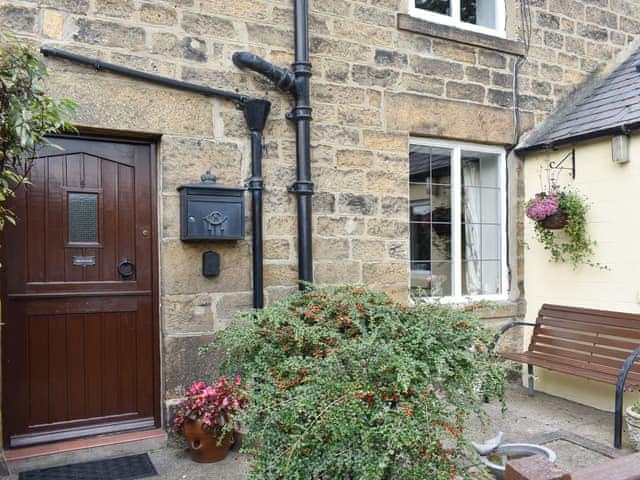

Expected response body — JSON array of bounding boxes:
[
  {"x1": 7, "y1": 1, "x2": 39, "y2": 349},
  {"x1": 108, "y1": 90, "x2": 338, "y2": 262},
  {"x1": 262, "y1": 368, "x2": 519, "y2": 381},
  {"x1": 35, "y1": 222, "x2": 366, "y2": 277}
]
[
  {"x1": 245, "y1": 177, "x2": 264, "y2": 191},
  {"x1": 292, "y1": 61, "x2": 312, "y2": 76},
  {"x1": 286, "y1": 106, "x2": 313, "y2": 121},
  {"x1": 287, "y1": 180, "x2": 314, "y2": 195}
]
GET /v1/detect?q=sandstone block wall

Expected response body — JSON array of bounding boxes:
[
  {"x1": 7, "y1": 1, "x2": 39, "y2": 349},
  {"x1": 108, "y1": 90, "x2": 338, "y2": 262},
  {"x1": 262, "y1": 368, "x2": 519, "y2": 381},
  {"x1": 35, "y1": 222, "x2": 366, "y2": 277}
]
[{"x1": 3, "y1": 0, "x2": 639, "y2": 415}]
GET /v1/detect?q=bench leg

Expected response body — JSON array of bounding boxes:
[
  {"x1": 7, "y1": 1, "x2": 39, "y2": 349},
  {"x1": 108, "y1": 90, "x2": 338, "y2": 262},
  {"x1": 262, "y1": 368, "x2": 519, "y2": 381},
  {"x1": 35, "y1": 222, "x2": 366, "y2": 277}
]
[
  {"x1": 527, "y1": 364, "x2": 534, "y2": 397},
  {"x1": 614, "y1": 377, "x2": 624, "y2": 449}
]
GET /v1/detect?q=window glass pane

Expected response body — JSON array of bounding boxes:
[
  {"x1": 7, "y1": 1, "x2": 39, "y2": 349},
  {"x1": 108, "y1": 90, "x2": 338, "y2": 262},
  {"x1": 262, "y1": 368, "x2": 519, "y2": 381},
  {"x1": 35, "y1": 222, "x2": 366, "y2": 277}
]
[
  {"x1": 462, "y1": 222, "x2": 481, "y2": 262},
  {"x1": 462, "y1": 187, "x2": 500, "y2": 224},
  {"x1": 461, "y1": 151, "x2": 499, "y2": 187},
  {"x1": 462, "y1": 261, "x2": 501, "y2": 295},
  {"x1": 410, "y1": 144, "x2": 453, "y2": 297},
  {"x1": 410, "y1": 145, "x2": 451, "y2": 185},
  {"x1": 415, "y1": 0, "x2": 451, "y2": 16},
  {"x1": 461, "y1": 0, "x2": 497, "y2": 28},
  {"x1": 69, "y1": 193, "x2": 98, "y2": 243},
  {"x1": 411, "y1": 262, "x2": 452, "y2": 297},
  {"x1": 430, "y1": 222, "x2": 451, "y2": 261},
  {"x1": 410, "y1": 223, "x2": 431, "y2": 261},
  {"x1": 481, "y1": 224, "x2": 501, "y2": 260}
]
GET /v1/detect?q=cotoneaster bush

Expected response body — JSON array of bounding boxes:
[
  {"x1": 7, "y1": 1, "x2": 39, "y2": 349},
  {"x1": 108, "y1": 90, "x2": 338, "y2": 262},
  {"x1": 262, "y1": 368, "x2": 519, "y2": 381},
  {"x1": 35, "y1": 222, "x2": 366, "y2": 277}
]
[{"x1": 213, "y1": 285, "x2": 506, "y2": 480}]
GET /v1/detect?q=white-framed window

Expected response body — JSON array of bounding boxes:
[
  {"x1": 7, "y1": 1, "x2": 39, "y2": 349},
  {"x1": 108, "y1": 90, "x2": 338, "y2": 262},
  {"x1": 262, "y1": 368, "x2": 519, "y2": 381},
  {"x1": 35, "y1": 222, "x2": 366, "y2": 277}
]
[
  {"x1": 409, "y1": 0, "x2": 506, "y2": 38},
  {"x1": 409, "y1": 138, "x2": 508, "y2": 301}
]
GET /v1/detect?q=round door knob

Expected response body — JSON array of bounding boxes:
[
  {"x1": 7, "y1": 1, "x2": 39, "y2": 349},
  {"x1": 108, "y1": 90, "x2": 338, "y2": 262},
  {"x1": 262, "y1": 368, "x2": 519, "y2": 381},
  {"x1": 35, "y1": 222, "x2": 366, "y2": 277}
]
[{"x1": 142, "y1": 229, "x2": 151, "y2": 238}]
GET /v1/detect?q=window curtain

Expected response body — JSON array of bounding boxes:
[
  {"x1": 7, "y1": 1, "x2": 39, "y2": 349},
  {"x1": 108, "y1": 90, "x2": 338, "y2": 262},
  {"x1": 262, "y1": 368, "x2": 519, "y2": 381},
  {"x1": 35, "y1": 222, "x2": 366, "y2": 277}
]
[{"x1": 462, "y1": 160, "x2": 482, "y2": 294}]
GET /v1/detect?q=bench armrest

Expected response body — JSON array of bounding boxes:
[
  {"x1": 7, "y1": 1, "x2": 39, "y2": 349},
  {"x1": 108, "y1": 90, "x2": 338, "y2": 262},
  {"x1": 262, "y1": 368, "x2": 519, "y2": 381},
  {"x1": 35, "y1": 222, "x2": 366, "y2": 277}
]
[
  {"x1": 489, "y1": 322, "x2": 538, "y2": 354},
  {"x1": 617, "y1": 345, "x2": 640, "y2": 391}
]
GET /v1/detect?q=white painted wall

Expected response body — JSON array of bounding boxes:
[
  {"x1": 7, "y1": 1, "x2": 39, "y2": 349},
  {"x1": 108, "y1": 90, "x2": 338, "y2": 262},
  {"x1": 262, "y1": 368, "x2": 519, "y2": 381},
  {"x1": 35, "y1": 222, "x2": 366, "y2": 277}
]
[{"x1": 523, "y1": 134, "x2": 640, "y2": 411}]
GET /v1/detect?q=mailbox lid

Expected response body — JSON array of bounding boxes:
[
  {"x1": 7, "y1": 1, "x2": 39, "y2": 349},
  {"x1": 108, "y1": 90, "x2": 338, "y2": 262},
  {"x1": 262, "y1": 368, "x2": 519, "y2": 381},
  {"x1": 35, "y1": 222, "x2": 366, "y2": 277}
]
[{"x1": 181, "y1": 193, "x2": 245, "y2": 241}]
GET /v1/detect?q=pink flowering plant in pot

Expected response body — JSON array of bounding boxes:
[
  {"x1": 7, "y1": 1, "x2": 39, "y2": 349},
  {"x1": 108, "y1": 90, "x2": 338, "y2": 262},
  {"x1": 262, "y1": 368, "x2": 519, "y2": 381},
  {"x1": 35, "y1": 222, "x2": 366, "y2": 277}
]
[
  {"x1": 525, "y1": 193, "x2": 560, "y2": 222},
  {"x1": 525, "y1": 188, "x2": 603, "y2": 269},
  {"x1": 173, "y1": 375, "x2": 248, "y2": 460}
]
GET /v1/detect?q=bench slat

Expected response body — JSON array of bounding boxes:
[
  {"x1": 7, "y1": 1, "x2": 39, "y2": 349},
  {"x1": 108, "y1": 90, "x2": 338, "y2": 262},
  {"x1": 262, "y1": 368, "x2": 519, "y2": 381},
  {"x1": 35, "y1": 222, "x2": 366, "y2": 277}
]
[
  {"x1": 536, "y1": 326, "x2": 640, "y2": 352},
  {"x1": 502, "y1": 351, "x2": 640, "y2": 387},
  {"x1": 528, "y1": 345, "x2": 640, "y2": 384},
  {"x1": 501, "y1": 351, "x2": 620, "y2": 384},
  {"x1": 540, "y1": 304, "x2": 640, "y2": 329},
  {"x1": 532, "y1": 336, "x2": 638, "y2": 362},
  {"x1": 537, "y1": 317, "x2": 640, "y2": 341}
]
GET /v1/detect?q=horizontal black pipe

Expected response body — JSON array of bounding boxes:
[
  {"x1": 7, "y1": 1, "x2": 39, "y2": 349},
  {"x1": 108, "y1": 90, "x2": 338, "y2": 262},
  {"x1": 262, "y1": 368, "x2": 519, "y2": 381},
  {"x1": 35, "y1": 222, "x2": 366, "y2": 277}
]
[
  {"x1": 41, "y1": 46, "x2": 247, "y2": 103},
  {"x1": 232, "y1": 52, "x2": 296, "y2": 93}
]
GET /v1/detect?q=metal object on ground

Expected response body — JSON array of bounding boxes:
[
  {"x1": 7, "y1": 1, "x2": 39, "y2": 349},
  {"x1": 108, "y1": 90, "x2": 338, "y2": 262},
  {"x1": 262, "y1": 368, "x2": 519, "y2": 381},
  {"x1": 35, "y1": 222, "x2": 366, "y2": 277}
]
[{"x1": 475, "y1": 440, "x2": 557, "y2": 480}]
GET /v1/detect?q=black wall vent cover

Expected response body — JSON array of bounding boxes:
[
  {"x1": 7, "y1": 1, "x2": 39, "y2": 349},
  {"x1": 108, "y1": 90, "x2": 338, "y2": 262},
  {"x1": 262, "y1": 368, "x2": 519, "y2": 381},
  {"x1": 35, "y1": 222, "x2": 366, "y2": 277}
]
[{"x1": 19, "y1": 453, "x2": 158, "y2": 480}]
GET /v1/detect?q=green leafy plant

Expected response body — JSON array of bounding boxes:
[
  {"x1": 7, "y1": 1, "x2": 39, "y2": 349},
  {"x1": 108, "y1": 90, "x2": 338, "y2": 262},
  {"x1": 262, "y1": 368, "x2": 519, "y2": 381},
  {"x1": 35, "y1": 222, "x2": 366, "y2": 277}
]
[
  {"x1": 526, "y1": 188, "x2": 604, "y2": 269},
  {"x1": 212, "y1": 285, "x2": 506, "y2": 480},
  {"x1": 632, "y1": 399, "x2": 640, "y2": 415},
  {"x1": 0, "y1": 32, "x2": 77, "y2": 234}
]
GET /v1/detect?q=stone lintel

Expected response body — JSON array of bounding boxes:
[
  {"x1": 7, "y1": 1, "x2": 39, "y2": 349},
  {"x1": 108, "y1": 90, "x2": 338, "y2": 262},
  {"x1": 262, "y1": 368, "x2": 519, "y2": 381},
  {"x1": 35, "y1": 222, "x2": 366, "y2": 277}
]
[
  {"x1": 397, "y1": 14, "x2": 526, "y2": 57},
  {"x1": 385, "y1": 93, "x2": 515, "y2": 145}
]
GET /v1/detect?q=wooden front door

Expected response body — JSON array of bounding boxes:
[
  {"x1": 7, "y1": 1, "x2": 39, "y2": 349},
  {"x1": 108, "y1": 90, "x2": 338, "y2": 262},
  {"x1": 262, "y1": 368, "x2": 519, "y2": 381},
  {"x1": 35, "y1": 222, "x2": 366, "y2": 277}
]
[{"x1": 2, "y1": 137, "x2": 159, "y2": 448}]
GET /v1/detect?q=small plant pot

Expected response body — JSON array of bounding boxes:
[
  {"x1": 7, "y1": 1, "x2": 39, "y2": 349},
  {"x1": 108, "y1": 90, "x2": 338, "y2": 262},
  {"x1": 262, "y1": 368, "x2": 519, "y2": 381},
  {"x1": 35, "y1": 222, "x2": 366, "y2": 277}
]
[
  {"x1": 539, "y1": 211, "x2": 568, "y2": 229},
  {"x1": 625, "y1": 406, "x2": 640, "y2": 451},
  {"x1": 183, "y1": 419, "x2": 234, "y2": 463}
]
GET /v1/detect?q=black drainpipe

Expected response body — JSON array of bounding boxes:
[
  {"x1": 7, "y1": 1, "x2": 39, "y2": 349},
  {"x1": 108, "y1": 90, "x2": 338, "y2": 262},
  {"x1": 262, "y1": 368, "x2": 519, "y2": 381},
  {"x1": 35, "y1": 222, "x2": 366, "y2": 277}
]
[
  {"x1": 242, "y1": 99, "x2": 271, "y2": 308},
  {"x1": 232, "y1": 0, "x2": 314, "y2": 287},
  {"x1": 40, "y1": 46, "x2": 271, "y2": 309}
]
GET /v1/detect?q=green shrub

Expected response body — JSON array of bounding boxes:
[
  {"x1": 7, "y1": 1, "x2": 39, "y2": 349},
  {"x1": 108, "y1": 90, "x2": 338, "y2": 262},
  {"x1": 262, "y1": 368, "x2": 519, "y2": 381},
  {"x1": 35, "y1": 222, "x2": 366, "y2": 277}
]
[
  {"x1": 0, "y1": 33, "x2": 77, "y2": 235},
  {"x1": 213, "y1": 285, "x2": 506, "y2": 480}
]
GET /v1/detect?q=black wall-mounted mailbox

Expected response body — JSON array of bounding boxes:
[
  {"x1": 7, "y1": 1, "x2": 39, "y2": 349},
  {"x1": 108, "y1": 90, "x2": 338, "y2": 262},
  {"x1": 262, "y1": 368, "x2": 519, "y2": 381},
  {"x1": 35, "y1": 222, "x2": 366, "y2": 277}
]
[{"x1": 178, "y1": 171, "x2": 245, "y2": 241}]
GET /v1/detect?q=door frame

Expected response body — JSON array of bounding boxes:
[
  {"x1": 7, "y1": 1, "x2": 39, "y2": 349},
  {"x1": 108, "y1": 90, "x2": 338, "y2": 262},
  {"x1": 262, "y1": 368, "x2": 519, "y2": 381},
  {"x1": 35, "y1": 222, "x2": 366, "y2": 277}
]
[{"x1": 0, "y1": 132, "x2": 161, "y2": 448}]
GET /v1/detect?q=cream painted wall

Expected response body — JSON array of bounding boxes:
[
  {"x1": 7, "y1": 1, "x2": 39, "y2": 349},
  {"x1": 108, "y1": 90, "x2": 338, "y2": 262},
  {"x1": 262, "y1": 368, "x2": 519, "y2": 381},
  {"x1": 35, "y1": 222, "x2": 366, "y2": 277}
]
[{"x1": 523, "y1": 135, "x2": 640, "y2": 412}]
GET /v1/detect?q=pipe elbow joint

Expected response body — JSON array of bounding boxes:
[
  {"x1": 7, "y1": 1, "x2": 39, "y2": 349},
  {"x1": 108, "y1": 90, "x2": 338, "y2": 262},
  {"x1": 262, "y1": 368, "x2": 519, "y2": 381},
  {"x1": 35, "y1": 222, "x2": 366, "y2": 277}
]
[{"x1": 232, "y1": 51, "x2": 296, "y2": 93}]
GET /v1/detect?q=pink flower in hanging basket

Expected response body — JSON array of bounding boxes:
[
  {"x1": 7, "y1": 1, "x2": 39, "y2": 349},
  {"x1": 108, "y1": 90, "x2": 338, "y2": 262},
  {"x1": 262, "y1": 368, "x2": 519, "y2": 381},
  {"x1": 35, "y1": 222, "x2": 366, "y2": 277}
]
[{"x1": 526, "y1": 194, "x2": 559, "y2": 221}]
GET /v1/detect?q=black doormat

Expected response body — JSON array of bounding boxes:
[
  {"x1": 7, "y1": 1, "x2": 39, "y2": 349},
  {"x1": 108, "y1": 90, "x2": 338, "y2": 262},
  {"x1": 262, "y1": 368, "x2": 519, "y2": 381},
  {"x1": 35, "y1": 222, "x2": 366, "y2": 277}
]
[{"x1": 19, "y1": 453, "x2": 158, "y2": 480}]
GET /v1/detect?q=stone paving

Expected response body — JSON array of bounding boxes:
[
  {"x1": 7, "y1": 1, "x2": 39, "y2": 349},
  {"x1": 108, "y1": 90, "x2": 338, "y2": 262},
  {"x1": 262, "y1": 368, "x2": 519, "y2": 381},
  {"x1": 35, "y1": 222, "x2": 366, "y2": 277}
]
[{"x1": 4, "y1": 383, "x2": 635, "y2": 479}]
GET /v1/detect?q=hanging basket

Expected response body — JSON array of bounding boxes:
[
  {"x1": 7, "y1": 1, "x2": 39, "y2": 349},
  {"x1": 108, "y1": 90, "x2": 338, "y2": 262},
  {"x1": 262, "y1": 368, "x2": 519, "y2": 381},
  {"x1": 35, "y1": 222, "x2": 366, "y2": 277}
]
[{"x1": 539, "y1": 211, "x2": 568, "y2": 229}]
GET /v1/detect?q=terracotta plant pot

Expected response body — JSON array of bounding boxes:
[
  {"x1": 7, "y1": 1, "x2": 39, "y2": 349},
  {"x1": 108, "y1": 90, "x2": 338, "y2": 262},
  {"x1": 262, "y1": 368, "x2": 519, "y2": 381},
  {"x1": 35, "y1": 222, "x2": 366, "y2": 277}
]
[
  {"x1": 625, "y1": 406, "x2": 640, "y2": 451},
  {"x1": 540, "y1": 211, "x2": 568, "y2": 229},
  {"x1": 183, "y1": 418, "x2": 234, "y2": 463}
]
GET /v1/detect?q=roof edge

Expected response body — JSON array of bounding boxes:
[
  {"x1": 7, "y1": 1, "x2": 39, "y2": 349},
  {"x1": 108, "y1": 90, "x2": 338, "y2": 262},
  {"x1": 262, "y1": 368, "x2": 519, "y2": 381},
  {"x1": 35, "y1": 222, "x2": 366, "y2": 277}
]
[{"x1": 516, "y1": 122, "x2": 640, "y2": 155}]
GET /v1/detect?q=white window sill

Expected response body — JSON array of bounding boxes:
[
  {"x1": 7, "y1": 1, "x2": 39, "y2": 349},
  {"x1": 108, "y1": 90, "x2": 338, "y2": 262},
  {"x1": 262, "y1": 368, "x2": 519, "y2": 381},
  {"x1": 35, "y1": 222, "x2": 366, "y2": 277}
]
[
  {"x1": 411, "y1": 294, "x2": 510, "y2": 305},
  {"x1": 397, "y1": 13, "x2": 525, "y2": 56}
]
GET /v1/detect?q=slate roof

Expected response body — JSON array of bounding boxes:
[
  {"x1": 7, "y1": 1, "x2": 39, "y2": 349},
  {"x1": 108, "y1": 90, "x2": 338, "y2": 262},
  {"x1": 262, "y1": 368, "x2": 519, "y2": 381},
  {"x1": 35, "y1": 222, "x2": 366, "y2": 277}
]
[{"x1": 518, "y1": 46, "x2": 640, "y2": 152}]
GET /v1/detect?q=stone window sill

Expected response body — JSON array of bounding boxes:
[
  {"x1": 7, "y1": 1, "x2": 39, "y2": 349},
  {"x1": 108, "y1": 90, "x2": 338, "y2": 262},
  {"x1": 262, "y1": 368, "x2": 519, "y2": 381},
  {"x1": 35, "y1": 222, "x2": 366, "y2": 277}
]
[{"x1": 397, "y1": 13, "x2": 526, "y2": 56}]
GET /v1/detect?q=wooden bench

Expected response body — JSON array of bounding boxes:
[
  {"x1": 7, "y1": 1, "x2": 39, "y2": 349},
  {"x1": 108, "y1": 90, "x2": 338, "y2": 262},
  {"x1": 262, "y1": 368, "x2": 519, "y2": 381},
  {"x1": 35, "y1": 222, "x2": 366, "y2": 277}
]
[{"x1": 492, "y1": 304, "x2": 640, "y2": 449}]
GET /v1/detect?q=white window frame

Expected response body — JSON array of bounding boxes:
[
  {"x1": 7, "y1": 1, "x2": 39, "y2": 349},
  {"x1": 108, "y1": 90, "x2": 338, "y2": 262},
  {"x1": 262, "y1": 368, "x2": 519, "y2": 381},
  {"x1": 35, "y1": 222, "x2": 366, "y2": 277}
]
[
  {"x1": 408, "y1": 0, "x2": 506, "y2": 38},
  {"x1": 409, "y1": 137, "x2": 508, "y2": 303}
]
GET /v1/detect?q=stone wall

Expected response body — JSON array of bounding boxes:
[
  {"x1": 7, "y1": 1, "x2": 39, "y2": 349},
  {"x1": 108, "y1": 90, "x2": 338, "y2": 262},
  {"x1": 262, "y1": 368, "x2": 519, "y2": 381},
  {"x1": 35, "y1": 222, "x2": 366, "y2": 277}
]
[{"x1": 2, "y1": 0, "x2": 639, "y2": 421}]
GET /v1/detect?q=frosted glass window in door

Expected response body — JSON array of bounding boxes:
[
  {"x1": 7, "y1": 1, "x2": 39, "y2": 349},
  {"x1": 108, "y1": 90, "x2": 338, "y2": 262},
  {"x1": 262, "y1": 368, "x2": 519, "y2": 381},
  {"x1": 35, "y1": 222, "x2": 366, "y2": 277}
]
[{"x1": 69, "y1": 193, "x2": 98, "y2": 243}]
